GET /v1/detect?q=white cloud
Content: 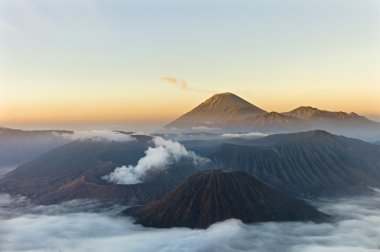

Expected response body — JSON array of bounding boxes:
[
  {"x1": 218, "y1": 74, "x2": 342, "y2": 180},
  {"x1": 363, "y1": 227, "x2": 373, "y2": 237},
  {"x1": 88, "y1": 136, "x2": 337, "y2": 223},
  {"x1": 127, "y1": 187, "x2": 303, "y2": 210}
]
[
  {"x1": 161, "y1": 76, "x2": 215, "y2": 93},
  {"x1": 191, "y1": 126, "x2": 220, "y2": 131},
  {"x1": 161, "y1": 76, "x2": 188, "y2": 90},
  {"x1": 65, "y1": 130, "x2": 135, "y2": 142},
  {"x1": 103, "y1": 137, "x2": 208, "y2": 184},
  {"x1": 0, "y1": 166, "x2": 18, "y2": 179},
  {"x1": 0, "y1": 194, "x2": 13, "y2": 206},
  {"x1": 1, "y1": 191, "x2": 380, "y2": 252},
  {"x1": 222, "y1": 132, "x2": 268, "y2": 139}
]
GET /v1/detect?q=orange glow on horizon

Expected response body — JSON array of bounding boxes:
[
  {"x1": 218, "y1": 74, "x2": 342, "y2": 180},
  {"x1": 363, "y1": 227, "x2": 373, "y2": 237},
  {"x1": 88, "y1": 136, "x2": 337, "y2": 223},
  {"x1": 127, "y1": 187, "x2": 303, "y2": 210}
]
[{"x1": 2, "y1": 89, "x2": 380, "y2": 125}]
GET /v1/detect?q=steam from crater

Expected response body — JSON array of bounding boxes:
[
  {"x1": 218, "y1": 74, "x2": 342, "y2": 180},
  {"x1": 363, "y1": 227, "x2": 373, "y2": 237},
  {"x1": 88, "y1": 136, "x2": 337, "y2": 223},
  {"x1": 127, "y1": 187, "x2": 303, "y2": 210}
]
[{"x1": 103, "y1": 137, "x2": 208, "y2": 184}]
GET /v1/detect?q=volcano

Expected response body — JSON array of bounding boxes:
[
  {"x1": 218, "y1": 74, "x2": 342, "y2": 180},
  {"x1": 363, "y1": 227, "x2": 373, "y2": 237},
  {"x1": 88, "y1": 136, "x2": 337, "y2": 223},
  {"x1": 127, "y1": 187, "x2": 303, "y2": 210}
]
[
  {"x1": 166, "y1": 92, "x2": 267, "y2": 129},
  {"x1": 210, "y1": 130, "x2": 380, "y2": 197},
  {"x1": 0, "y1": 135, "x2": 210, "y2": 205},
  {"x1": 165, "y1": 93, "x2": 380, "y2": 140},
  {"x1": 124, "y1": 171, "x2": 328, "y2": 229}
]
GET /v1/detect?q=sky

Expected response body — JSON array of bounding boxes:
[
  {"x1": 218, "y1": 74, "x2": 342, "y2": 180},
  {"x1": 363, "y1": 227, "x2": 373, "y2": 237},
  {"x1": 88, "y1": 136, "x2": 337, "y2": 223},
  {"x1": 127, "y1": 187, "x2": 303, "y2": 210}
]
[{"x1": 0, "y1": 0, "x2": 380, "y2": 129}]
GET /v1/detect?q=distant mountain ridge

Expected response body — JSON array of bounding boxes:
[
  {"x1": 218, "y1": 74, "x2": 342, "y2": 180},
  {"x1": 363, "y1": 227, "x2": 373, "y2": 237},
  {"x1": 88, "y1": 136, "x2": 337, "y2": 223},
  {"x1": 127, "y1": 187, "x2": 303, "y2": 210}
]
[
  {"x1": 210, "y1": 130, "x2": 380, "y2": 197},
  {"x1": 0, "y1": 127, "x2": 72, "y2": 168},
  {"x1": 285, "y1": 106, "x2": 364, "y2": 120},
  {"x1": 165, "y1": 93, "x2": 380, "y2": 140},
  {"x1": 2, "y1": 130, "x2": 380, "y2": 206},
  {"x1": 0, "y1": 135, "x2": 210, "y2": 205}
]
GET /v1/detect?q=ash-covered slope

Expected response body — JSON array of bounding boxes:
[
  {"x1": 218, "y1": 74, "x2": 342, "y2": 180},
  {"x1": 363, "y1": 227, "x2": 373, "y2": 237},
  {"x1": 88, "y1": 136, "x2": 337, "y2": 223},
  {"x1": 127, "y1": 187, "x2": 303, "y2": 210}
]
[
  {"x1": 166, "y1": 92, "x2": 267, "y2": 129},
  {"x1": 0, "y1": 135, "x2": 209, "y2": 205},
  {"x1": 210, "y1": 130, "x2": 380, "y2": 197},
  {"x1": 124, "y1": 171, "x2": 328, "y2": 229}
]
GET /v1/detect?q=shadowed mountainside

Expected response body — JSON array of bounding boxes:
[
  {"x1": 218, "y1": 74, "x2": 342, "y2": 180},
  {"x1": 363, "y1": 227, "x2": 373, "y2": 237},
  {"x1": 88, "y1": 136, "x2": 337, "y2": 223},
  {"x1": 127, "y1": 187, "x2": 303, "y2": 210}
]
[
  {"x1": 124, "y1": 171, "x2": 329, "y2": 229},
  {"x1": 0, "y1": 127, "x2": 72, "y2": 168},
  {"x1": 0, "y1": 135, "x2": 210, "y2": 204},
  {"x1": 210, "y1": 130, "x2": 380, "y2": 197},
  {"x1": 2, "y1": 128, "x2": 380, "y2": 205}
]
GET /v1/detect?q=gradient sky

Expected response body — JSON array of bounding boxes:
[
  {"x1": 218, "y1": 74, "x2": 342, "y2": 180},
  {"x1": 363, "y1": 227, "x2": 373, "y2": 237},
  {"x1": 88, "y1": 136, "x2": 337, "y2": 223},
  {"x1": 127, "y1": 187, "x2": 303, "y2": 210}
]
[{"x1": 1, "y1": 0, "x2": 380, "y2": 129}]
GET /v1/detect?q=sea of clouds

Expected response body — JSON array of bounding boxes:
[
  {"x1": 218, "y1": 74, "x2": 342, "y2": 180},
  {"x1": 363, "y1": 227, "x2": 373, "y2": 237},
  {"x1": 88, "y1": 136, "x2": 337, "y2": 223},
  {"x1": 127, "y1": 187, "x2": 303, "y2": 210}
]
[{"x1": 1, "y1": 190, "x2": 380, "y2": 252}]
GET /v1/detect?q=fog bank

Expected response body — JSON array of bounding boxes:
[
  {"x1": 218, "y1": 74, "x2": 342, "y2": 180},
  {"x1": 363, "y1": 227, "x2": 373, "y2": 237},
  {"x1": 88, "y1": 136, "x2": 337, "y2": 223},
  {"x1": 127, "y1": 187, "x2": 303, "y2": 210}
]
[{"x1": 66, "y1": 130, "x2": 135, "y2": 142}]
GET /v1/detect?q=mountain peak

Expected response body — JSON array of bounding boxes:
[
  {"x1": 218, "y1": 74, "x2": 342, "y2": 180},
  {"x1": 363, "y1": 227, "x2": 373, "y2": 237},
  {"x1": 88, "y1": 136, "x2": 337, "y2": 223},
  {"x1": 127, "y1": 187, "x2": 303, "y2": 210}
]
[
  {"x1": 284, "y1": 106, "x2": 371, "y2": 123},
  {"x1": 284, "y1": 106, "x2": 331, "y2": 120},
  {"x1": 124, "y1": 170, "x2": 328, "y2": 228},
  {"x1": 295, "y1": 130, "x2": 337, "y2": 142},
  {"x1": 166, "y1": 93, "x2": 267, "y2": 129},
  {"x1": 211, "y1": 92, "x2": 236, "y2": 97},
  {"x1": 165, "y1": 94, "x2": 379, "y2": 139},
  {"x1": 248, "y1": 130, "x2": 337, "y2": 147},
  {"x1": 201, "y1": 92, "x2": 259, "y2": 110},
  {"x1": 289, "y1": 106, "x2": 321, "y2": 113}
]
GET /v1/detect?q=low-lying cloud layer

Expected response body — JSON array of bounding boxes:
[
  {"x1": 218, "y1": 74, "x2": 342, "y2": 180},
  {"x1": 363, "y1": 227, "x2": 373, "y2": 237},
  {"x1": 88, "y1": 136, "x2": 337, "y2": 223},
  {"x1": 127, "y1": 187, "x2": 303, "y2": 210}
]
[
  {"x1": 191, "y1": 126, "x2": 221, "y2": 131},
  {"x1": 0, "y1": 166, "x2": 18, "y2": 178},
  {"x1": 65, "y1": 130, "x2": 135, "y2": 142},
  {"x1": 103, "y1": 137, "x2": 207, "y2": 184},
  {"x1": 222, "y1": 132, "x2": 268, "y2": 139},
  {"x1": 1, "y1": 191, "x2": 380, "y2": 252}
]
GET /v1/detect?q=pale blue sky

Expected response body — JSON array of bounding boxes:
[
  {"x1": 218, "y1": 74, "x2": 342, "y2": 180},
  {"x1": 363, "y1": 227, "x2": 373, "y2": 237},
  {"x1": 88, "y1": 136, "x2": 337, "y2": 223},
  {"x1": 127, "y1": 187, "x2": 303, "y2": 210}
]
[{"x1": 0, "y1": 0, "x2": 379, "y2": 128}]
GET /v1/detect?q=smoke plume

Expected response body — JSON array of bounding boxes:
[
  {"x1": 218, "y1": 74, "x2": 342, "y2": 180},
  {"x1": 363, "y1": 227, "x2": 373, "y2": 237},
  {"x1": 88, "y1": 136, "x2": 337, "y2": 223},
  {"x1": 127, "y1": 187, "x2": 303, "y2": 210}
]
[
  {"x1": 161, "y1": 76, "x2": 215, "y2": 93},
  {"x1": 103, "y1": 137, "x2": 207, "y2": 184}
]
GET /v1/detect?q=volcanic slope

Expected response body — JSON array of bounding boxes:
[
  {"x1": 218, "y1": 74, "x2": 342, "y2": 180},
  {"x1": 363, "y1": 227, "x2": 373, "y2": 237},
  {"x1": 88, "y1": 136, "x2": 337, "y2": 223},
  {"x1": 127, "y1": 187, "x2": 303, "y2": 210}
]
[
  {"x1": 166, "y1": 92, "x2": 267, "y2": 129},
  {"x1": 210, "y1": 130, "x2": 380, "y2": 197},
  {"x1": 166, "y1": 93, "x2": 380, "y2": 140},
  {"x1": 0, "y1": 135, "x2": 209, "y2": 204},
  {"x1": 124, "y1": 171, "x2": 329, "y2": 229}
]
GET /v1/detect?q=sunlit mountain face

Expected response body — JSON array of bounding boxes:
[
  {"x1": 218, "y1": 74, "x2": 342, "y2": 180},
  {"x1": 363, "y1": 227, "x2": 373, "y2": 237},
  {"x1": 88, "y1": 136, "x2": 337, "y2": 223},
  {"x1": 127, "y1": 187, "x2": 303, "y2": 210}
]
[
  {"x1": 165, "y1": 92, "x2": 380, "y2": 140},
  {"x1": 1, "y1": 0, "x2": 380, "y2": 251}
]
